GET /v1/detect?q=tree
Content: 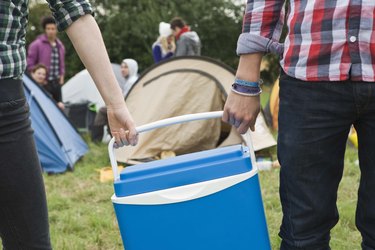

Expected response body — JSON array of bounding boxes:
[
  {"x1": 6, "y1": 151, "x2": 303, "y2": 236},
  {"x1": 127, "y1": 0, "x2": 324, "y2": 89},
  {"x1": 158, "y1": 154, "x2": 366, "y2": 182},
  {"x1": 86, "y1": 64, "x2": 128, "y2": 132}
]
[
  {"x1": 92, "y1": 0, "x2": 244, "y2": 72},
  {"x1": 27, "y1": 1, "x2": 282, "y2": 85},
  {"x1": 27, "y1": 1, "x2": 244, "y2": 79}
]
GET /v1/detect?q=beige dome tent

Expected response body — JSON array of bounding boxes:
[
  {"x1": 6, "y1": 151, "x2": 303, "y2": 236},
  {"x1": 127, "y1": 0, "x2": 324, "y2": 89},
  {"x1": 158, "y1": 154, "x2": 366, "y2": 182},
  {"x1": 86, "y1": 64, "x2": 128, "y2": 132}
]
[{"x1": 115, "y1": 56, "x2": 276, "y2": 164}]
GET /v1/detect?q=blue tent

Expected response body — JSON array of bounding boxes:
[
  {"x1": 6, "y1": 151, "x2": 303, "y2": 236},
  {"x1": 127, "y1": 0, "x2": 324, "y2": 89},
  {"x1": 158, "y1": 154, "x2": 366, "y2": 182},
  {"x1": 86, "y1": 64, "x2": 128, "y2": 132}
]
[{"x1": 23, "y1": 74, "x2": 89, "y2": 173}]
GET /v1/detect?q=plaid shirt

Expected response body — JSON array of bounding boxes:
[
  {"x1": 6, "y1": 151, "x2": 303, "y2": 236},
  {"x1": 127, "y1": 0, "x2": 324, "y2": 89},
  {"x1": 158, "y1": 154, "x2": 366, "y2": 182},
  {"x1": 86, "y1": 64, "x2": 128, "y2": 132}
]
[
  {"x1": 237, "y1": 0, "x2": 375, "y2": 82},
  {"x1": 0, "y1": 0, "x2": 92, "y2": 79},
  {"x1": 49, "y1": 45, "x2": 60, "y2": 81}
]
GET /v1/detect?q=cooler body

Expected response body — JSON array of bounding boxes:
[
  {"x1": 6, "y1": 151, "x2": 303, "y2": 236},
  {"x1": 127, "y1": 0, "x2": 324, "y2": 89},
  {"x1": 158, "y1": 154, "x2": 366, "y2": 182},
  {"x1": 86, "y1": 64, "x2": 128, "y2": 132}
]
[{"x1": 112, "y1": 145, "x2": 271, "y2": 250}]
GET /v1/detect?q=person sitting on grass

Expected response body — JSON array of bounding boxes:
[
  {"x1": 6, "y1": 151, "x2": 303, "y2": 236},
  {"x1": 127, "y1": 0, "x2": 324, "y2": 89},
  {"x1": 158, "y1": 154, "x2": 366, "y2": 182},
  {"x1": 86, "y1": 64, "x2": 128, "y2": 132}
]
[
  {"x1": 91, "y1": 58, "x2": 139, "y2": 143},
  {"x1": 31, "y1": 64, "x2": 65, "y2": 110}
]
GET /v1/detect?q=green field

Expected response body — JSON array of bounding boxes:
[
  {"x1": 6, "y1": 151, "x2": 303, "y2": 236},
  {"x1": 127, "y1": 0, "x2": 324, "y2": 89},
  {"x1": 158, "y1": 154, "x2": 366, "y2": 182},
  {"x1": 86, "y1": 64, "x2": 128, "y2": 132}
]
[
  {"x1": 43, "y1": 140, "x2": 362, "y2": 250},
  {"x1": 40, "y1": 89, "x2": 363, "y2": 249}
]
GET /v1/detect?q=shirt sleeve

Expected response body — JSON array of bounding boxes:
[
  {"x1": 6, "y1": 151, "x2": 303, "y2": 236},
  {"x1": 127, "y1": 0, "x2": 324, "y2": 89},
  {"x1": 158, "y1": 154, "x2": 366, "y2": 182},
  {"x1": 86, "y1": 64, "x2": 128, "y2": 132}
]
[
  {"x1": 152, "y1": 45, "x2": 163, "y2": 63},
  {"x1": 237, "y1": 0, "x2": 285, "y2": 55},
  {"x1": 46, "y1": 0, "x2": 93, "y2": 32},
  {"x1": 26, "y1": 41, "x2": 38, "y2": 72}
]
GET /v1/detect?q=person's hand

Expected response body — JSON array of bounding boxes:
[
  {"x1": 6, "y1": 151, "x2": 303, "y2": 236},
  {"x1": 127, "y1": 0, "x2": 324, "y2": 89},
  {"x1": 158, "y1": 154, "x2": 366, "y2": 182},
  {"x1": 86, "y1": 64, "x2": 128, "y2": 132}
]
[
  {"x1": 168, "y1": 41, "x2": 176, "y2": 53},
  {"x1": 107, "y1": 103, "x2": 138, "y2": 148},
  {"x1": 222, "y1": 91, "x2": 260, "y2": 134},
  {"x1": 59, "y1": 75, "x2": 64, "y2": 85},
  {"x1": 57, "y1": 102, "x2": 65, "y2": 110}
]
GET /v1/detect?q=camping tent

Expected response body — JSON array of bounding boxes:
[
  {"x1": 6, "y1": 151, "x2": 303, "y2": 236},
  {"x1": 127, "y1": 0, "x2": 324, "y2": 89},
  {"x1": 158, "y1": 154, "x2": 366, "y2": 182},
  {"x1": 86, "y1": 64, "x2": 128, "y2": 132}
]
[
  {"x1": 23, "y1": 74, "x2": 88, "y2": 173},
  {"x1": 115, "y1": 56, "x2": 276, "y2": 164},
  {"x1": 264, "y1": 78, "x2": 280, "y2": 130},
  {"x1": 62, "y1": 63, "x2": 125, "y2": 110}
]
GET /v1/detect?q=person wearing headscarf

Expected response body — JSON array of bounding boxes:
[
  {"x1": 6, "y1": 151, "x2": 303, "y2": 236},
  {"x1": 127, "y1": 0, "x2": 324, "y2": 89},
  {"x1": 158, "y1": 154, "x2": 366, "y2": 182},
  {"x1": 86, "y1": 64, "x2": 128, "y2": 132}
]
[
  {"x1": 120, "y1": 58, "x2": 139, "y2": 97},
  {"x1": 152, "y1": 22, "x2": 176, "y2": 63},
  {"x1": 91, "y1": 58, "x2": 139, "y2": 142}
]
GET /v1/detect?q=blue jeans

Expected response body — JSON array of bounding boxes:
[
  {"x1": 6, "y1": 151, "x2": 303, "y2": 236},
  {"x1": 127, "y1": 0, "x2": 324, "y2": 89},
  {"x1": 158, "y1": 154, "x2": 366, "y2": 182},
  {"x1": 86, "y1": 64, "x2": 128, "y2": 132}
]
[
  {"x1": 0, "y1": 79, "x2": 51, "y2": 249},
  {"x1": 278, "y1": 73, "x2": 375, "y2": 250}
]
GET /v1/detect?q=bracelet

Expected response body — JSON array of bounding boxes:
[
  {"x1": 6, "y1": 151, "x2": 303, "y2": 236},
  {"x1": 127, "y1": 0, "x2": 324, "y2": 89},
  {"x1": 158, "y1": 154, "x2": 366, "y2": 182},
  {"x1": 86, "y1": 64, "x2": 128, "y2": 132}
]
[
  {"x1": 231, "y1": 88, "x2": 262, "y2": 96},
  {"x1": 234, "y1": 78, "x2": 263, "y2": 88},
  {"x1": 232, "y1": 83, "x2": 262, "y2": 95},
  {"x1": 231, "y1": 84, "x2": 262, "y2": 96}
]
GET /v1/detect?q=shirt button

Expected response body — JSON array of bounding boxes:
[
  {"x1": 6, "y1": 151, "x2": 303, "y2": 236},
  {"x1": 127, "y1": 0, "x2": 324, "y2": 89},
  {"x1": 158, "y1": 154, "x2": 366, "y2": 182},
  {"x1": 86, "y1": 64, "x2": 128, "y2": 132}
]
[{"x1": 349, "y1": 36, "x2": 357, "y2": 42}]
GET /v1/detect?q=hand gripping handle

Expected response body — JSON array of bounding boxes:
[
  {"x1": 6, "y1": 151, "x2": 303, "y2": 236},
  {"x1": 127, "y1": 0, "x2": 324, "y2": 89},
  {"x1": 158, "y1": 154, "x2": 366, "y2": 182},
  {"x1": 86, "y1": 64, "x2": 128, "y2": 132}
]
[{"x1": 108, "y1": 111, "x2": 257, "y2": 181}]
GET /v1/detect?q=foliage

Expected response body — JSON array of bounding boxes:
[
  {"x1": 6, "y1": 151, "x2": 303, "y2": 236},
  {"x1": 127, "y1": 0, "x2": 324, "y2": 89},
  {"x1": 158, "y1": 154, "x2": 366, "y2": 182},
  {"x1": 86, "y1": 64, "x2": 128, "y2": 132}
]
[
  {"x1": 27, "y1": 3, "x2": 85, "y2": 78},
  {"x1": 27, "y1": 1, "x2": 244, "y2": 79},
  {"x1": 41, "y1": 138, "x2": 362, "y2": 249}
]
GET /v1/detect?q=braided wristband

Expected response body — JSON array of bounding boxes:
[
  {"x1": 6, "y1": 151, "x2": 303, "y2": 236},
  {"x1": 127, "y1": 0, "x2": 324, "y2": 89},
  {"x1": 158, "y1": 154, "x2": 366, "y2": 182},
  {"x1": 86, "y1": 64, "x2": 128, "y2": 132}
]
[{"x1": 231, "y1": 83, "x2": 262, "y2": 96}]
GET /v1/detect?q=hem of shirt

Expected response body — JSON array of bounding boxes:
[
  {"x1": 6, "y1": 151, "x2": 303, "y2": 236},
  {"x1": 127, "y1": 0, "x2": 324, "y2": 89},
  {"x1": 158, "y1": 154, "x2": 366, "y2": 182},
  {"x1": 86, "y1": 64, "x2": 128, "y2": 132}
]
[
  {"x1": 282, "y1": 69, "x2": 375, "y2": 83},
  {"x1": 0, "y1": 75, "x2": 23, "y2": 80}
]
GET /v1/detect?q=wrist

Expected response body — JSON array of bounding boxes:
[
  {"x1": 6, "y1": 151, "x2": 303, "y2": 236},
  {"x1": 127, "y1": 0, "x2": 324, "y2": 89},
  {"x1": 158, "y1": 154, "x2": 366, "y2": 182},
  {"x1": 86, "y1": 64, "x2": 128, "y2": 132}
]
[{"x1": 106, "y1": 96, "x2": 126, "y2": 109}]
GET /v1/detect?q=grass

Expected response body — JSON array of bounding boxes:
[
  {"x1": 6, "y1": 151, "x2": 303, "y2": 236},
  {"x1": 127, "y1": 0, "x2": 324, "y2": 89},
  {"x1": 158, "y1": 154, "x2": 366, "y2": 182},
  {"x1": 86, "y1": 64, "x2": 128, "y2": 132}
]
[
  {"x1": 44, "y1": 142, "x2": 123, "y2": 250},
  {"x1": 42, "y1": 139, "x2": 362, "y2": 250},
  {"x1": 260, "y1": 145, "x2": 361, "y2": 250},
  {"x1": 40, "y1": 87, "x2": 361, "y2": 249}
]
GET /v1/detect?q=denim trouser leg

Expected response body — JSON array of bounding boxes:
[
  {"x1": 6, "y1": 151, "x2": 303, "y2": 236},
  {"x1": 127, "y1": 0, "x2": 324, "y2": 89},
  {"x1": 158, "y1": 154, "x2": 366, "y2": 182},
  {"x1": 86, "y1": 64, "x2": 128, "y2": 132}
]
[
  {"x1": 0, "y1": 79, "x2": 52, "y2": 249},
  {"x1": 277, "y1": 74, "x2": 357, "y2": 250},
  {"x1": 353, "y1": 83, "x2": 375, "y2": 250}
]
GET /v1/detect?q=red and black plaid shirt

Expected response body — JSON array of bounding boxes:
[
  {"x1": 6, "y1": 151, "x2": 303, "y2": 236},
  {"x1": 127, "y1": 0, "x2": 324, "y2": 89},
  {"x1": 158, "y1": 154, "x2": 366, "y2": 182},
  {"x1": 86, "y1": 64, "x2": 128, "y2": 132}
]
[{"x1": 237, "y1": 0, "x2": 375, "y2": 82}]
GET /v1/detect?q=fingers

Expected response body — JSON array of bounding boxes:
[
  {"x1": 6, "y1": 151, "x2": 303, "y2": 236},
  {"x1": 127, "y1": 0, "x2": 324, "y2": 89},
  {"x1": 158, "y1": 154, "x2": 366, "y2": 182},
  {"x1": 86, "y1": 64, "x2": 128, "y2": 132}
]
[
  {"x1": 119, "y1": 128, "x2": 130, "y2": 146},
  {"x1": 112, "y1": 131, "x2": 121, "y2": 149},
  {"x1": 107, "y1": 105, "x2": 139, "y2": 148},
  {"x1": 229, "y1": 115, "x2": 235, "y2": 126},
  {"x1": 112, "y1": 129, "x2": 130, "y2": 148},
  {"x1": 237, "y1": 117, "x2": 252, "y2": 134},
  {"x1": 223, "y1": 110, "x2": 257, "y2": 134},
  {"x1": 126, "y1": 127, "x2": 138, "y2": 146},
  {"x1": 222, "y1": 107, "x2": 230, "y2": 123},
  {"x1": 234, "y1": 119, "x2": 241, "y2": 128}
]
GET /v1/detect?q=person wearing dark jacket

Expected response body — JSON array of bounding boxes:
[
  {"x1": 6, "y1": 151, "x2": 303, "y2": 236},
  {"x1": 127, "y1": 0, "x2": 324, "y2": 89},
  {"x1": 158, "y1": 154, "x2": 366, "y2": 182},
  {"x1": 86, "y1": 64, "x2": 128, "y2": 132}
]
[{"x1": 170, "y1": 17, "x2": 201, "y2": 57}]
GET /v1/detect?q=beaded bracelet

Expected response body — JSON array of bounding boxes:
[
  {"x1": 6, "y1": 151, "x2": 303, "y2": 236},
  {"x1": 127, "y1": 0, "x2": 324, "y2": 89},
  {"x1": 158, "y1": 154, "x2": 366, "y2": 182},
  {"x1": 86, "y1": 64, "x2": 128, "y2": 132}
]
[{"x1": 231, "y1": 83, "x2": 262, "y2": 96}]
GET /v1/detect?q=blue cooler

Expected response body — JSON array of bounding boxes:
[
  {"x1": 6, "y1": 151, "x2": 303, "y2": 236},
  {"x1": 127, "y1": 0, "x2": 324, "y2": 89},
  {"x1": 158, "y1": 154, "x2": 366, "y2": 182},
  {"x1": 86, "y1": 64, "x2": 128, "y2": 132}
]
[{"x1": 109, "y1": 112, "x2": 271, "y2": 250}]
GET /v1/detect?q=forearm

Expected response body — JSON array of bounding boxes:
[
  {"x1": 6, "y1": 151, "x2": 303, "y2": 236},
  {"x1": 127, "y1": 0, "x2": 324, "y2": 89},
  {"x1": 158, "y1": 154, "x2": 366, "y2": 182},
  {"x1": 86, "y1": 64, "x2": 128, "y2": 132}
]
[
  {"x1": 65, "y1": 14, "x2": 124, "y2": 107},
  {"x1": 236, "y1": 53, "x2": 263, "y2": 82}
]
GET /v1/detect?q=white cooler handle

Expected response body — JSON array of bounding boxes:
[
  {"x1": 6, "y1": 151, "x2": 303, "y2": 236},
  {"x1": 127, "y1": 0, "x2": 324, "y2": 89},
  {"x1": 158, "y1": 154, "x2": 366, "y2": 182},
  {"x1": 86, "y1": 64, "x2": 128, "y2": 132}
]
[{"x1": 108, "y1": 111, "x2": 257, "y2": 181}]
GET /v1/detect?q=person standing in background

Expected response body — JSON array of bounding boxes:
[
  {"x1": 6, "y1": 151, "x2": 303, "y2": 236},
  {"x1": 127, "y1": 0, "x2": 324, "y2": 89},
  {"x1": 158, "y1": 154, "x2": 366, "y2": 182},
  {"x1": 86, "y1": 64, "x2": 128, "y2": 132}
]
[
  {"x1": 152, "y1": 22, "x2": 175, "y2": 63},
  {"x1": 27, "y1": 16, "x2": 65, "y2": 105},
  {"x1": 170, "y1": 17, "x2": 201, "y2": 57}
]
